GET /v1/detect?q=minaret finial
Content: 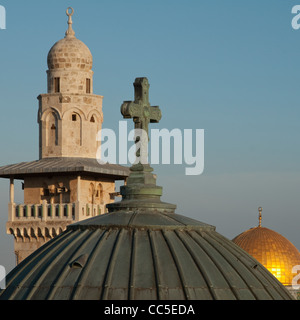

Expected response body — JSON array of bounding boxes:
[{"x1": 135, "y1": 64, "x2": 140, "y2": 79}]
[
  {"x1": 258, "y1": 207, "x2": 262, "y2": 227},
  {"x1": 65, "y1": 7, "x2": 75, "y2": 38}
]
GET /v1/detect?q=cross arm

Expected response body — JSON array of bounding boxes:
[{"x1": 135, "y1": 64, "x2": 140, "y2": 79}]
[
  {"x1": 121, "y1": 101, "x2": 141, "y2": 119},
  {"x1": 149, "y1": 106, "x2": 162, "y2": 123}
]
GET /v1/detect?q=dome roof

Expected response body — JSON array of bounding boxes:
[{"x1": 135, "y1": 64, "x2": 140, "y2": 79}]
[
  {"x1": 47, "y1": 7, "x2": 92, "y2": 71},
  {"x1": 0, "y1": 210, "x2": 293, "y2": 300},
  {"x1": 47, "y1": 37, "x2": 93, "y2": 71},
  {"x1": 0, "y1": 78, "x2": 293, "y2": 301},
  {"x1": 233, "y1": 226, "x2": 300, "y2": 286}
]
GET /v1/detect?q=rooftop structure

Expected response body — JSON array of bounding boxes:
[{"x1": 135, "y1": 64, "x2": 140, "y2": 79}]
[{"x1": 0, "y1": 8, "x2": 129, "y2": 264}]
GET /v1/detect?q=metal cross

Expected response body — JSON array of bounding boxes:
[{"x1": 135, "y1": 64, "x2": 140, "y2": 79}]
[{"x1": 121, "y1": 77, "x2": 162, "y2": 139}]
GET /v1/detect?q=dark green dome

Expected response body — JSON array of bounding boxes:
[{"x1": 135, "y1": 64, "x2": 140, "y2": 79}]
[{"x1": 0, "y1": 209, "x2": 293, "y2": 300}]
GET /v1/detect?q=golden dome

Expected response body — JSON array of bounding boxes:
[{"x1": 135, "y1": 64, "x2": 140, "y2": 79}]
[{"x1": 233, "y1": 209, "x2": 300, "y2": 286}]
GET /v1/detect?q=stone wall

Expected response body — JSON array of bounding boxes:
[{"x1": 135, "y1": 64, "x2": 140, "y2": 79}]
[
  {"x1": 38, "y1": 93, "x2": 103, "y2": 159},
  {"x1": 23, "y1": 175, "x2": 115, "y2": 206}
]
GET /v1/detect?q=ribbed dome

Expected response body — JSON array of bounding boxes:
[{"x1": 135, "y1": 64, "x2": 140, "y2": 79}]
[
  {"x1": 0, "y1": 77, "x2": 294, "y2": 300},
  {"x1": 233, "y1": 226, "x2": 300, "y2": 286},
  {"x1": 0, "y1": 210, "x2": 293, "y2": 300},
  {"x1": 47, "y1": 37, "x2": 93, "y2": 71}
]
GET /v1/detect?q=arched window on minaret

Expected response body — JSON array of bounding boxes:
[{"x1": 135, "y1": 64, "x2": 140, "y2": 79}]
[
  {"x1": 88, "y1": 113, "x2": 99, "y2": 150},
  {"x1": 46, "y1": 112, "x2": 58, "y2": 147},
  {"x1": 69, "y1": 112, "x2": 82, "y2": 146}
]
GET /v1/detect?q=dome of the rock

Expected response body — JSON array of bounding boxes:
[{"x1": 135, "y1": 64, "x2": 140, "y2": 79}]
[{"x1": 233, "y1": 222, "x2": 300, "y2": 286}]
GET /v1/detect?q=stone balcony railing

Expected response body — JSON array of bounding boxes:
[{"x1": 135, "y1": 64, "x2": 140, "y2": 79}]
[
  {"x1": 6, "y1": 202, "x2": 108, "y2": 264},
  {"x1": 8, "y1": 202, "x2": 107, "y2": 223}
]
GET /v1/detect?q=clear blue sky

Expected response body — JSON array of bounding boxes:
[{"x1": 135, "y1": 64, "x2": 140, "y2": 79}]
[{"x1": 0, "y1": 0, "x2": 300, "y2": 272}]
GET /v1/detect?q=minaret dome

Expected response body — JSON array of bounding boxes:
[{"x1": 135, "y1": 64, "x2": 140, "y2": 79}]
[{"x1": 46, "y1": 7, "x2": 93, "y2": 94}]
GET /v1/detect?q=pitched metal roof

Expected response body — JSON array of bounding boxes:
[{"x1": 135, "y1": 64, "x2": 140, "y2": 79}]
[
  {"x1": 0, "y1": 210, "x2": 293, "y2": 300},
  {"x1": 0, "y1": 157, "x2": 129, "y2": 180}
]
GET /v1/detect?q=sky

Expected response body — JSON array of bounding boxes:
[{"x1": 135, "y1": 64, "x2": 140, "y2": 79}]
[{"x1": 0, "y1": 0, "x2": 300, "y2": 273}]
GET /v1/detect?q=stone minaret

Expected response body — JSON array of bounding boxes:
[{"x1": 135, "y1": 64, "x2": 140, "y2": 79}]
[
  {"x1": 38, "y1": 7, "x2": 103, "y2": 159},
  {"x1": 0, "y1": 8, "x2": 129, "y2": 264}
]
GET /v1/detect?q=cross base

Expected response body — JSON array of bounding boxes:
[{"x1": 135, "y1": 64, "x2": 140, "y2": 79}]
[{"x1": 106, "y1": 163, "x2": 176, "y2": 214}]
